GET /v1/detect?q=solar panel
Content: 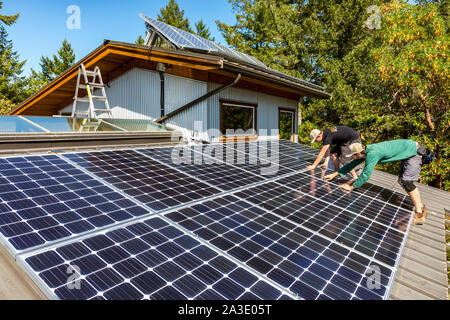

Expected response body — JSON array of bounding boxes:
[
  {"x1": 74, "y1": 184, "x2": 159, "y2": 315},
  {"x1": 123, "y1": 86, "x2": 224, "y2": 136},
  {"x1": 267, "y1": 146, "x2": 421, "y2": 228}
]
[
  {"x1": 139, "y1": 14, "x2": 268, "y2": 69},
  {"x1": 234, "y1": 174, "x2": 410, "y2": 267},
  {"x1": 21, "y1": 216, "x2": 289, "y2": 300},
  {"x1": 164, "y1": 194, "x2": 392, "y2": 300},
  {"x1": 63, "y1": 150, "x2": 221, "y2": 212},
  {"x1": 138, "y1": 147, "x2": 265, "y2": 191},
  {"x1": 0, "y1": 140, "x2": 414, "y2": 300},
  {"x1": 0, "y1": 155, "x2": 150, "y2": 254}
]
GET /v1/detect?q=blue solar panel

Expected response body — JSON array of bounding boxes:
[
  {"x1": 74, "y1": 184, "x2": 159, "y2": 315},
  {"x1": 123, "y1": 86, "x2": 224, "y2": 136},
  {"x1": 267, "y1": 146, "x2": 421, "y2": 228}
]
[
  {"x1": 63, "y1": 150, "x2": 221, "y2": 212},
  {"x1": 164, "y1": 194, "x2": 393, "y2": 300},
  {"x1": 139, "y1": 14, "x2": 268, "y2": 69},
  {"x1": 0, "y1": 155, "x2": 151, "y2": 254},
  {"x1": 0, "y1": 140, "x2": 413, "y2": 300},
  {"x1": 22, "y1": 217, "x2": 287, "y2": 300}
]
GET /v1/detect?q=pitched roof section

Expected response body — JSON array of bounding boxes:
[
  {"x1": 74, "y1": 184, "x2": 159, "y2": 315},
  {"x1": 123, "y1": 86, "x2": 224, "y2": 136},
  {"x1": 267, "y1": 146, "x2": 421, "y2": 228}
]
[{"x1": 10, "y1": 39, "x2": 330, "y2": 116}]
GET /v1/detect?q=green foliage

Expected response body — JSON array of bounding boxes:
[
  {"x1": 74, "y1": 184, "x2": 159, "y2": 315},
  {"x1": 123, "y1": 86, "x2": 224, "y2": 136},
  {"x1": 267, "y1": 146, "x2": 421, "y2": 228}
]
[
  {"x1": 195, "y1": 20, "x2": 215, "y2": 41},
  {"x1": 0, "y1": 1, "x2": 19, "y2": 26},
  {"x1": 158, "y1": 0, "x2": 193, "y2": 32},
  {"x1": 25, "y1": 39, "x2": 76, "y2": 98},
  {"x1": 135, "y1": 35, "x2": 145, "y2": 45},
  {"x1": 0, "y1": 25, "x2": 27, "y2": 109},
  {"x1": 137, "y1": 0, "x2": 215, "y2": 45},
  {"x1": 222, "y1": 0, "x2": 449, "y2": 190}
]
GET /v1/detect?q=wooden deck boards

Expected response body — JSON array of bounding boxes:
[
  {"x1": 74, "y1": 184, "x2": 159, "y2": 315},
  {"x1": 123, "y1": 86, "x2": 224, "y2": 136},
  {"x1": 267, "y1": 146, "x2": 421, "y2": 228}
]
[{"x1": 368, "y1": 171, "x2": 449, "y2": 301}]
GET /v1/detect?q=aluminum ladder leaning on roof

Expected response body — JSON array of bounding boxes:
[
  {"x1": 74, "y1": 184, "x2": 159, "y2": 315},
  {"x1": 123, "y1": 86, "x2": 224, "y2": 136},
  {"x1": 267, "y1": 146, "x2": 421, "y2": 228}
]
[{"x1": 71, "y1": 63, "x2": 112, "y2": 119}]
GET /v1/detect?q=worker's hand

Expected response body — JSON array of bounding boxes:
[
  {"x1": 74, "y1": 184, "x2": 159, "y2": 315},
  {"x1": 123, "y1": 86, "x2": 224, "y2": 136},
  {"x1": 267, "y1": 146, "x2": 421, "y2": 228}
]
[
  {"x1": 306, "y1": 165, "x2": 316, "y2": 170},
  {"x1": 319, "y1": 163, "x2": 328, "y2": 169},
  {"x1": 324, "y1": 172, "x2": 339, "y2": 181},
  {"x1": 339, "y1": 184, "x2": 355, "y2": 192}
]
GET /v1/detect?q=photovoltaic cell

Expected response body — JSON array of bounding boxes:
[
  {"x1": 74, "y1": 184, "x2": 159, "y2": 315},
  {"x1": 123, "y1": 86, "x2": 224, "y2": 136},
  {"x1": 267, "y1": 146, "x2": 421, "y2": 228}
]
[
  {"x1": 22, "y1": 217, "x2": 285, "y2": 300},
  {"x1": 138, "y1": 147, "x2": 265, "y2": 191},
  {"x1": 164, "y1": 194, "x2": 392, "y2": 300},
  {"x1": 63, "y1": 150, "x2": 221, "y2": 212},
  {"x1": 234, "y1": 172, "x2": 409, "y2": 267},
  {"x1": 0, "y1": 155, "x2": 151, "y2": 253}
]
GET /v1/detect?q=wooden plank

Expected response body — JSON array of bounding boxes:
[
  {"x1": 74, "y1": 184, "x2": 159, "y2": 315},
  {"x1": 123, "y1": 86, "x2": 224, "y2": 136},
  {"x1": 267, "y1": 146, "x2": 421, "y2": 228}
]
[
  {"x1": 401, "y1": 245, "x2": 447, "y2": 270},
  {"x1": 406, "y1": 231, "x2": 446, "y2": 251},
  {"x1": 409, "y1": 225, "x2": 445, "y2": 243},
  {"x1": 0, "y1": 245, "x2": 46, "y2": 300},
  {"x1": 397, "y1": 256, "x2": 448, "y2": 286},
  {"x1": 390, "y1": 280, "x2": 438, "y2": 300},
  {"x1": 393, "y1": 268, "x2": 448, "y2": 300}
]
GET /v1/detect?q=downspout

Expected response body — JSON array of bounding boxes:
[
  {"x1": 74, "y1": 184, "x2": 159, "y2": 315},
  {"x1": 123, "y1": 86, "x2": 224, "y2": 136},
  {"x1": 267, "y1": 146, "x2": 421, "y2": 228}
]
[
  {"x1": 159, "y1": 71, "x2": 165, "y2": 118},
  {"x1": 156, "y1": 73, "x2": 241, "y2": 124}
]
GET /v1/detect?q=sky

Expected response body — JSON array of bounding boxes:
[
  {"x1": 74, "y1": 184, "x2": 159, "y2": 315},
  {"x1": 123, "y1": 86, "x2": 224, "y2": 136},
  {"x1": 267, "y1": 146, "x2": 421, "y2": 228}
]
[{"x1": 2, "y1": 0, "x2": 236, "y2": 76}]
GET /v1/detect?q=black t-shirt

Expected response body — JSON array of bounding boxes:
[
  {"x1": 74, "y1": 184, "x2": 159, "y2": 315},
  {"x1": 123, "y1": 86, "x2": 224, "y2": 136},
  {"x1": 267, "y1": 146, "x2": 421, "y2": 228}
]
[{"x1": 322, "y1": 126, "x2": 360, "y2": 146}]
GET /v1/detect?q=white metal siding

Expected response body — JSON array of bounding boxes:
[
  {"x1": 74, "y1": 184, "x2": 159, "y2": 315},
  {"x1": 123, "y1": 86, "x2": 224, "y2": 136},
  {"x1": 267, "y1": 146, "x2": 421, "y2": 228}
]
[
  {"x1": 207, "y1": 83, "x2": 298, "y2": 142},
  {"x1": 60, "y1": 68, "x2": 298, "y2": 142}
]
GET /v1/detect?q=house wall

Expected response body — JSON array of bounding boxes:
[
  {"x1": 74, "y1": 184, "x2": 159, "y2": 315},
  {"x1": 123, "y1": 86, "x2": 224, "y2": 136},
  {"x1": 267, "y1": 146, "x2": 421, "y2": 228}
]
[
  {"x1": 61, "y1": 67, "x2": 299, "y2": 142},
  {"x1": 207, "y1": 83, "x2": 299, "y2": 142}
]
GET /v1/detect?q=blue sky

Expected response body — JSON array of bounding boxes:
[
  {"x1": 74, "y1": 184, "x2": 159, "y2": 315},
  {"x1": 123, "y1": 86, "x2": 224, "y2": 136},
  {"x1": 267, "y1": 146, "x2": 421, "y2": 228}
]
[{"x1": 2, "y1": 0, "x2": 235, "y2": 76}]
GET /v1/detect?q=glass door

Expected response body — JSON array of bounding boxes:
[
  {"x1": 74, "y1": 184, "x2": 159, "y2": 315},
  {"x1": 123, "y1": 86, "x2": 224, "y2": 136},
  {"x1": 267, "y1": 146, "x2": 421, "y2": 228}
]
[{"x1": 279, "y1": 109, "x2": 295, "y2": 141}]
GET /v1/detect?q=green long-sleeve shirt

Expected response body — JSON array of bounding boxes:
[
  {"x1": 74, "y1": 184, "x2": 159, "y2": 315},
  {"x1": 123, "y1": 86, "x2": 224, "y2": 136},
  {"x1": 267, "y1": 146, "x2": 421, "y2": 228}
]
[{"x1": 338, "y1": 139, "x2": 418, "y2": 188}]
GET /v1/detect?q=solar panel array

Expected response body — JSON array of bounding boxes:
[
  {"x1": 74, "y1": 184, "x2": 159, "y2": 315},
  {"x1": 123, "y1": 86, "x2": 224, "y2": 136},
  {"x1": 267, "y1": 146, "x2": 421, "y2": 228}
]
[
  {"x1": 0, "y1": 140, "x2": 414, "y2": 300},
  {"x1": 139, "y1": 14, "x2": 268, "y2": 69}
]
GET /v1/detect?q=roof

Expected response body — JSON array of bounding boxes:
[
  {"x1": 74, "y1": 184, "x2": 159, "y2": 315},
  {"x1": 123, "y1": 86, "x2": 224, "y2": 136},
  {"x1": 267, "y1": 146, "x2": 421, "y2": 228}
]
[
  {"x1": 10, "y1": 41, "x2": 331, "y2": 117},
  {"x1": 0, "y1": 156, "x2": 447, "y2": 299},
  {"x1": 367, "y1": 170, "x2": 449, "y2": 300}
]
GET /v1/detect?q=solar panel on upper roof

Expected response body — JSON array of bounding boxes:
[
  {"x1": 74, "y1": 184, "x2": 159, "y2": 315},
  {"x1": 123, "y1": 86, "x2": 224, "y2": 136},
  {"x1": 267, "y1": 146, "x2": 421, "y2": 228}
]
[
  {"x1": 21, "y1": 216, "x2": 288, "y2": 300},
  {"x1": 139, "y1": 14, "x2": 268, "y2": 69},
  {"x1": 63, "y1": 150, "x2": 221, "y2": 212},
  {"x1": 0, "y1": 155, "x2": 150, "y2": 254}
]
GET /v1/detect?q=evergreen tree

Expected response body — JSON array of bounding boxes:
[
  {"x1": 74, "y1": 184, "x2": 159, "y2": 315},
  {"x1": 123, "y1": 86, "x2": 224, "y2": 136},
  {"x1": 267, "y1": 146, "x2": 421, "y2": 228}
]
[
  {"x1": 195, "y1": 20, "x2": 215, "y2": 41},
  {"x1": 0, "y1": 1, "x2": 19, "y2": 26},
  {"x1": 158, "y1": 0, "x2": 193, "y2": 32},
  {"x1": 26, "y1": 39, "x2": 76, "y2": 96},
  {"x1": 0, "y1": 25, "x2": 26, "y2": 110},
  {"x1": 135, "y1": 35, "x2": 145, "y2": 45}
]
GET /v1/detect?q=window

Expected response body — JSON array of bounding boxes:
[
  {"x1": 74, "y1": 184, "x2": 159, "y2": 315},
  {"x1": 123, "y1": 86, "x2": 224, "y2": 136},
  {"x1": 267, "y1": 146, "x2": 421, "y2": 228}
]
[{"x1": 220, "y1": 100, "x2": 257, "y2": 137}]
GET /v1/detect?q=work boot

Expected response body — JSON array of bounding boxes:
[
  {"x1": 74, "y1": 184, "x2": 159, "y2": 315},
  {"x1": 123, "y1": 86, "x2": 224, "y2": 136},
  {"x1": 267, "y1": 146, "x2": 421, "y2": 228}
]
[{"x1": 412, "y1": 205, "x2": 427, "y2": 225}]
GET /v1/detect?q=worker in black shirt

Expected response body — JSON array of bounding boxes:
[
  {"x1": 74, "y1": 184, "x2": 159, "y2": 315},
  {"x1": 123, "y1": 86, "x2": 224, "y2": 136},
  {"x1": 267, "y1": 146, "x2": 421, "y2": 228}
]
[{"x1": 307, "y1": 126, "x2": 361, "y2": 179}]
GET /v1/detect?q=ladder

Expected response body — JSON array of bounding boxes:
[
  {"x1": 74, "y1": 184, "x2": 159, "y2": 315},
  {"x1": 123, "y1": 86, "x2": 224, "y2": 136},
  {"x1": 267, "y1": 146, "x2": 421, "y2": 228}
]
[{"x1": 71, "y1": 64, "x2": 112, "y2": 119}]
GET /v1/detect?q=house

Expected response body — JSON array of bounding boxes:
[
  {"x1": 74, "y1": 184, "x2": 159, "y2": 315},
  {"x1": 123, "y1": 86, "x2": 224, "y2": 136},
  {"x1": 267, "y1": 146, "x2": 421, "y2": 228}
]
[{"x1": 9, "y1": 16, "x2": 331, "y2": 143}]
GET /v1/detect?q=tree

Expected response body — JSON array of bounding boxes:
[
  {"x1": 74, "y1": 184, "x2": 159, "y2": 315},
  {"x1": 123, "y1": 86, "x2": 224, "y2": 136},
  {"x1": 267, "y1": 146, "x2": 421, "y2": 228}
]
[
  {"x1": 158, "y1": 0, "x2": 193, "y2": 32},
  {"x1": 0, "y1": 1, "x2": 19, "y2": 26},
  {"x1": 371, "y1": 2, "x2": 449, "y2": 189},
  {"x1": 0, "y1": 25, "x2": 26, "y2": 112},
  {"x1": 135, "y1": 35, "x2": 145, "y2": 45},
  {"x1": 26, "y1": 39, "x2": 76, "y2": 97},
  {"x1": 195, "y1": 20, "x2": 215, "y2": 41}
]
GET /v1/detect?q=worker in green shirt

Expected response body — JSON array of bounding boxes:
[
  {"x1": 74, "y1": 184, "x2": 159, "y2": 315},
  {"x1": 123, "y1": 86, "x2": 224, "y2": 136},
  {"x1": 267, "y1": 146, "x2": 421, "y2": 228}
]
[{"x1": 324, "y1": 139, "x2": 427, "y2": 225}]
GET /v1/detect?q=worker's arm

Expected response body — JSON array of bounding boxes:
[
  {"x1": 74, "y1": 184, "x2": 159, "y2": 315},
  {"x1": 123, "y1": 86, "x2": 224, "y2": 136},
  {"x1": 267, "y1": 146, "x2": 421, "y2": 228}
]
[
  {"x1": 340, "y1": 153, "x2": 380, "y2": 191},
  {"x1": 307, "y1": 145, "x2": 330, "y2": 169},
  {"x1": 320, "y1": 156, "x2": 330, "y2": 169},
  {"x1": 324, "y1": 158, "x2": 364, "y2": 182}
]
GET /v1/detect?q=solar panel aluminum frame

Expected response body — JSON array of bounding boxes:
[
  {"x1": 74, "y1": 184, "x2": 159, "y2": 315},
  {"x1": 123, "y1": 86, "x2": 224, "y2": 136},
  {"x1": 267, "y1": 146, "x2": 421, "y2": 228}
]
[
  {"x1": 223, "y1": 183, "x2": 411, "y2": 300},
  {"x1": 17, "y1": 191, "x2": 299, "y2": 300},
  {"x1": 0, "y1": 154, "x2": 160, "y2": 257}
]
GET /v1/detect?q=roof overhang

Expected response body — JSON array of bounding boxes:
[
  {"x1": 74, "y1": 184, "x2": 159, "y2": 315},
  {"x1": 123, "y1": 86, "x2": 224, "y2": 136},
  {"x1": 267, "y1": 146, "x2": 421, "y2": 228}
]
[{"x1": 10, "y1": 41, "x2": 330, "y2": 116}]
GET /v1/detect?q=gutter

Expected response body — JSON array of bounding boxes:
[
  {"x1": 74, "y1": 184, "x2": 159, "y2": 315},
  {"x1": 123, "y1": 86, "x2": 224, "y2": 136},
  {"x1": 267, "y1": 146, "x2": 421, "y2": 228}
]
[{"x1": 155, "y1": 73, "x2": 242, "y2": 124}]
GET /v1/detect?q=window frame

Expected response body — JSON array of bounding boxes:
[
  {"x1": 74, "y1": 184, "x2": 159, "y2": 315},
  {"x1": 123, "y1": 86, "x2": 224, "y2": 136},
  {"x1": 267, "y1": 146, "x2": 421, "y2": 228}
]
[{"x1": 219, "y1": 99, "x2": 258, "y2": 141}]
